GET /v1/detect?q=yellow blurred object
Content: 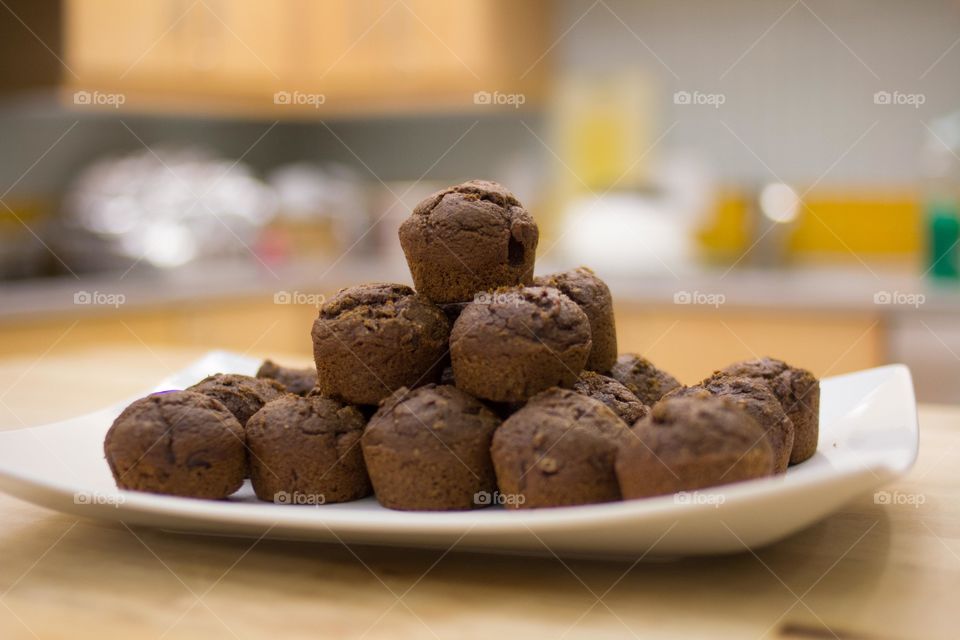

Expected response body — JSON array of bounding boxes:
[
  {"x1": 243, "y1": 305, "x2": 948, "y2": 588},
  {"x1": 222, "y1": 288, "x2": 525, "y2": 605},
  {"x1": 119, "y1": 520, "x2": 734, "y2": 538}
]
[
  {"x1": 550, "y1": 69, "x2": 656, "y2": 192},
  {"x1": 696, "y1": 189, "x2": 750, "y2": 259},
  {"x1": 0, "y1": 197, "x2": 54, "y2": 278},
  {"x1": 0, "y1": 198, "x2": 47, "y2": 230},
  {"x1": 789, "y1": 191, "x2": 920, "y2": 256},
  {"x1": 698, "y1": 189, "x2": 921, "y2": 260}
]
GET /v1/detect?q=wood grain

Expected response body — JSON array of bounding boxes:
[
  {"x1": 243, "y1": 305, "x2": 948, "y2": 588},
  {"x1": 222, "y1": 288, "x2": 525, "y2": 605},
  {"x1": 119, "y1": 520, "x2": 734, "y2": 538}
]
[{"x1": 0, "y1": 350, "x2": 954, "y2": 640}]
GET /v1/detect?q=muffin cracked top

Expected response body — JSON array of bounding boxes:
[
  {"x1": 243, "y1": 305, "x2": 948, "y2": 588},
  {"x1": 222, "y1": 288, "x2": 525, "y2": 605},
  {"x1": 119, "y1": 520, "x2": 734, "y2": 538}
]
[
  {"x1": 399, "y1": 180, "x2": 539, "y2": 303},
  {"x1": 461, "y1": 286, "x2": 590, "y2": 348},
  {"x1": 413, "y1": 179, "x2": 521, "y2": 216},
  {"x1": 319, "y1": 283, "x2": 416, "y2": 320}
]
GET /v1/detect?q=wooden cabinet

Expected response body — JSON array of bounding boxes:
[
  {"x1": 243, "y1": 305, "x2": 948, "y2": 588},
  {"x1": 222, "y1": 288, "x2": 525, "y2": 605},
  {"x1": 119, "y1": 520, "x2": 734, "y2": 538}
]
[
  {"x1": 59, "y1": 0, "x2": 550, "y2": 116},
  {"x1": 65, "y1": 0, "x2": 292, "y2": 95}
]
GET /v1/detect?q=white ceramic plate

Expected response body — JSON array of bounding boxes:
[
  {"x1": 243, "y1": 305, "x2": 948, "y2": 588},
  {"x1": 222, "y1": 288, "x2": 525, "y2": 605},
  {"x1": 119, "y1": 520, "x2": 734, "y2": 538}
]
[{"x1": 0, "y1": 352, "x2": 918, "y2": 558}]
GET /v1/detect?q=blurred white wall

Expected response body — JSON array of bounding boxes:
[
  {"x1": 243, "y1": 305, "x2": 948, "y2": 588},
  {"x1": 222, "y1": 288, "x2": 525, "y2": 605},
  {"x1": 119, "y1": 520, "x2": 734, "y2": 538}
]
[{"x1": 557, "y1": 0, "x2": 960, "y2": 185}]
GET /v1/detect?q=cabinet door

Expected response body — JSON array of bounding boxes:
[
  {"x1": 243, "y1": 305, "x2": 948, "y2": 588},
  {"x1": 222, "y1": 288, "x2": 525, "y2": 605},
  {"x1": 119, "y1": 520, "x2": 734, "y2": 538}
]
[
  {"x1": 65, "y1": 0, "x2": 182, "y2": 81},
  {"x1": 63, "y1": 0, "x2": 548, "y2": 114},
  {"x1": 298, "y1": 0, "x2": 486, "y2": 101},
  {"x1": 64, "y1": 0, "x2": 290, "y2": 96}
]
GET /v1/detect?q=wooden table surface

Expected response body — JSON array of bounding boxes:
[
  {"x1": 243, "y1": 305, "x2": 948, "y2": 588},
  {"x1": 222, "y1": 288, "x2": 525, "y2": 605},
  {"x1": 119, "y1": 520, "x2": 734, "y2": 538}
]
[{"x1": 0, "y1": 348, "x2": 957, "y2": 640}]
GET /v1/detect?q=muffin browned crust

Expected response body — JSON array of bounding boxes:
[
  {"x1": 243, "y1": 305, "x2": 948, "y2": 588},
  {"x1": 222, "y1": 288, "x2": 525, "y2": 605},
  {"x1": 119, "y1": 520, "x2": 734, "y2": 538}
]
[
  {"x1": 611, "y1": 354, "x2": 682, "y2": 406},
  {"x1": 311, "y1": 283, "x2": 450, "y2": 405},
  {"x1": 573, "y1": 371, "x2": 649, "y2": 425},
  {"x1": 362, "y1": 385, "x2": 501, "y2": 510},
  {"x1": 450, "y1": 286, "x2": 592, "y2": 402},
  {"x1": 718, "y1": 357, "x2": 819, "y2": 464},
  {"x1": 245, "y1": 395, "x2": 370, "y2": 504},
  {"x1": 669, "y1": 375, "x2": 795, "y2": 474},
  {"x1": 491, "y1": 388, "x2": 629, "y2": 508},
  {"x1": 188, "y1": 373, "x2": 285, "y2": 426},
  {"x1": 615, "y1": 394, "x2": 775, "y2": 499},
  {"x1": 104, "y1": 390, "x2": 246, "y2": 498},
  {"x1": 399, "y1": 180, "x2": 539, "y2": 303},
  {"x1": 535, "y1": 267, "x2": 617, "y2": 373},
  {"x1": 256, "y1": 359, "x2": 317, "y2": 396}
]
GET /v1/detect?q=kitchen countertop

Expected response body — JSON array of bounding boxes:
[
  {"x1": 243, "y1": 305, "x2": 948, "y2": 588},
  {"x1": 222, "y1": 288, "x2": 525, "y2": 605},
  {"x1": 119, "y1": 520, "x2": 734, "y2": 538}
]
[
  {"x1": 0, "y1": 348, "x2": 956, "y2": 639},
  {"x1": 2, "y1": 258, "x2": 960, "y2": 321}
]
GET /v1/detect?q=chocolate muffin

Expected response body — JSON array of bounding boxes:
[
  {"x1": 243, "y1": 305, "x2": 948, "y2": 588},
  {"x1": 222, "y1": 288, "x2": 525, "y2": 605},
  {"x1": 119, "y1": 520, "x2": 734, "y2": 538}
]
[
  {"x1": 104, "y1": 390, "x2": 246, "y2": 498},
  {"x1": 399, "y1": 180, "x2": 539, "y2": 304},
  {"x1": 574, "y1": 371, "x2": 649, "y2": 425},
  {"x1": 245, "y1": 395, "x2": 370, "y2": 504},
  {"x1": 611, "y1": 354, "x2": 682, "y2": 406},
  {"x1": 311, "y1": 283, "x2": 450, "y2": 406},
  {"x1": 718, "y1": 357, "x2": 819, "y2": 464},
  {"x1": 616, "y1": 394, "x2": 775, "y2": 499},
  {"x1": 188, "y1": 373, "x2": 285, "y2": 426},
  {"x1": 535, "y1": 267, "x2": 617, "y2": 373},
  {"x1": 256, "y1": 359, "x2": 317, "y2": 396},
  {"x1": 362, "y1": 385, "x2": 501, "y2": 510},
  {"x1": 450, "y1": 286, "x2": 592, "y2": 402},
  {"x1": 668, "y1": 375, "x2": 795, "y2": 474},
  {"x1": 491, "y1": 388, "x2": 629, "y2": 508}
]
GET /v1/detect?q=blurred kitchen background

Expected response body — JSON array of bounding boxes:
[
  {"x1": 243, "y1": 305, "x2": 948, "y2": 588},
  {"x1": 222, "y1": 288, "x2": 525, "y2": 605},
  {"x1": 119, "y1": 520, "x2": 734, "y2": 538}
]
[{"x1": 2, "y1": 0, "x2": 960, "y2": 402}]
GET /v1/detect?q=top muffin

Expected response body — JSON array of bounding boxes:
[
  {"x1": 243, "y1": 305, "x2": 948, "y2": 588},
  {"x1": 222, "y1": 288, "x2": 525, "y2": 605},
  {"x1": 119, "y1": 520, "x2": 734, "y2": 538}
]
[{"x1": 399, "y1": 180, "x2": 539, "y2": 303}]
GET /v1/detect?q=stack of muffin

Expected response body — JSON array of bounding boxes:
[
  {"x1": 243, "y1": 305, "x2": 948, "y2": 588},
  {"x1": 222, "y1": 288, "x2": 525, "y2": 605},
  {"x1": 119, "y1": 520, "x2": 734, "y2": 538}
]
[{"x1": 104, "y1": 180, "x2": 819, "y2": 510}]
